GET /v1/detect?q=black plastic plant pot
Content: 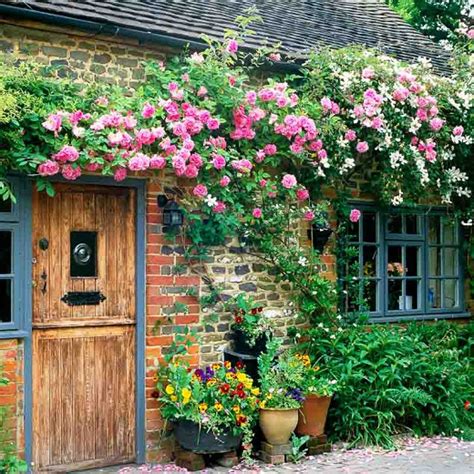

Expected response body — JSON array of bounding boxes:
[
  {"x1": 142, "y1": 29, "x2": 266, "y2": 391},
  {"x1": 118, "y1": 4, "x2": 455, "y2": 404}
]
[
  {"x1": 173, "y1": 420, "x2": 242, "y2": 454},
  {"x1": 231, "y1": 329, "x2": 268, "y2": 356},
  {"x1": 223, "y1": 346, "x2": 259, "y2": 384}
]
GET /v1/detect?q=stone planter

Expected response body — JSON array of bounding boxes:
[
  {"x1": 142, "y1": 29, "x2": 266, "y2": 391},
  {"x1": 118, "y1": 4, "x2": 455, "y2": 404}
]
[
  {"x1": 259, "y1": 408, "x2": 299, "y2": 445},
  {"x1": 296, "y1": 394, "x2": 332, "y2": 437},
  {"x1": 173, "y1": 420, "x2": 242, "y2": 454}
]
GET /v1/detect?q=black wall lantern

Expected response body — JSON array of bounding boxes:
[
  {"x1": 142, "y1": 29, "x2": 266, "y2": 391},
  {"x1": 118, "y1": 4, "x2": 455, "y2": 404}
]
[
  {"x1": 158, "y1": 195, "x2": 184, "y2": 233},
  {"x1": 308, "y1": 225, "x2": 333, "y2": 253}
]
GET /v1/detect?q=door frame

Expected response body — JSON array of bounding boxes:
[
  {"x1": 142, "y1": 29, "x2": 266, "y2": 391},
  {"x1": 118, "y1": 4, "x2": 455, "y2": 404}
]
[{"x1": 24, "y1": 175, "x2": 147, "y2": 467}]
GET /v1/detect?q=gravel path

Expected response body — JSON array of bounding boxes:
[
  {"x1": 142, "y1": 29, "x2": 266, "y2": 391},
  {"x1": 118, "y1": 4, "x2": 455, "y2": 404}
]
[{"x1": 86, "y1": 436, "x2": 473, "y2": 474}]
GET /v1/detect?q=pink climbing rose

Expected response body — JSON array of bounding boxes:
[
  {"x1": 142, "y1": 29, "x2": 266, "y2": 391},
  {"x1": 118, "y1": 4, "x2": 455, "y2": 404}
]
[
  {"x1": 213, "y1": 201, "x2": 226, "y2": 213},
  {"x1": 37, "y1": 160, "x2": 60, "y2": 176},
  {"x1": 219, "y1": 176, "x2": 231, "y2": 187},
  {"x1": 193, "y1": 184, "x2": 208, "y2": 197},
  {"x1": 350, "y1": 209, "x2": 361, "y2": 223},
  {"x1": 61, "y1": 164, "x2": 81, "y2": 181},
  {"x1": 252, "y1": 208, "x2": 262, "y2": 218},
  {"x1": 141, "y1": 102, "x2": 156, "y2": 119},
  {"x1": 356, "y1": 141, "x2": 369, "y2": 153},
  {"x1": 226, "y1": 39, "x2": 238, "y2": 54},
  {"x1": 296, "y1": 188, "x2": 310, "y2": 201},
  {"x1": 303, "y1": 210, "x2": 315, "y2": 221},
  {"x1": 53, "y1": 145, "x2": 79, "y2": 163},
  {"x1": 281, "y1": 174, "x2": 297, "y2": 189},
  {"x1": 114, "y1": 167, "x2": 127, "y2": 182}
]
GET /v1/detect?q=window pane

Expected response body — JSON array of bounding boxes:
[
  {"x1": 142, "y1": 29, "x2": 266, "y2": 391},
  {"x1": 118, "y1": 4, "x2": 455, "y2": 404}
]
[
  {"x1": 363, "y1": 212, "x2": 377, "y2": 242},
  {"x1": 406, "y1": 280, "x2": 420, "y2": 310},
  {"x1": 428, "y1": 280, "x2": 442, "y2": 309},
  {"x1": 388, "y1": 279, "x2": 402, "y2": 310},
  {"x1": 428, "y1": 216, "x2": 440, "y2": 244},
  {"x1": 0, "y1": 231, "x2": 12, "y2": 274},
  {"x1": 429, "y1": 247, "x2": 441, "y2": 276},
  {"x1": 443, "y1": 248, "x2": 458, "y2": 276},
  {"x1": 362, "y1": 280, "x2": 378, "y2": 312},
  {"x1": 0, "y1": 199, "x2": 11, "y2": 213},
  {"x1": 406, "y1": 246, "x2": 420, "y2": 276},
  {"x1": 362, "y1": 246, "x2": 378, "y2": 277},
  {"x1": 443, "y1": 280, "x2": 458, "y2": 308},
  {"x1": 387, "y1": 246, "x2": 403, "y2": 276},
  {"x1": 405, "y1": 215, "x2": 419, "y2": 234},
  {"x1": 442, "y1": 218, "x2": 456, "y2": 245},
  {"x1": 387, "y1": 214, "x2": 402, "y2": 234},
  {"x1": 0, "y1": 279, "x2": 12, "y2": 323},
  {"x1": 348, "y1": 220, "x2": 359, "y2": 242}
]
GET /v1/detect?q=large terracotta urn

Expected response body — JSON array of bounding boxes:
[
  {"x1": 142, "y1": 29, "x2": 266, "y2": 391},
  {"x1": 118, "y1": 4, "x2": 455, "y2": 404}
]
[
  {"x1": 296, "y1": 394, "x2": 332, "y2": 437},
  {"x1": 259, "y1": 408, "x2": 299, "y2": 445}
]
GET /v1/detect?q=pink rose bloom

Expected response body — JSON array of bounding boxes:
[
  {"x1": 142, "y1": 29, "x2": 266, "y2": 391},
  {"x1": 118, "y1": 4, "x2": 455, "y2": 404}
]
[
  {"x1": 114, "y1": 167, "x2": 127, "y2": 182},
  {"x1": 320, "y1": 97, "x2": 332, "y2": 112},
  {"x1": 95, "y1": 96, "x2": 109, "y2": 106},
  {"x1": 228, "y1": 76, "x2": 236, "y2": 87},
  {"x1": 392, "y1": 87, "x2": 409, "y2": 102},
  {"x1": 269, "y1": 52, "x2": 281, "y2": 61},
  {"x1": 362, "y1": 67, "x2": 375, "y2": 79},
  {"x1": 317, "y1": 149, "x2": 328, "y2": 160},
  {"x1": 197, "y1": 86, "x2": 208, "y2": 97},
  {"x1": 331, "y1": 102, "x2": 340, "y2": 115},
  {"x1": 181, "y1": 73, "x2": 190, "y2": 83},
  {"x1": 371, "y1": 117, "x2": 383, "y2": 130},
  {"x1": 42, "y1": 113, "x2": 62, "y2": 133},
  {"x1": 356, "y1": 141, "x2": 369, "y2": 153},
  {"x1": 108, "y1": 131, "x2": 123, "y2": 146},
  {"x1": 296, "y1": 188, "x2": 310, "y2": 201},
  {"x1": 255, "y1": 150, "x2": 266, "y2": 163},
  {"x1": 220, "y1": 176, "x2": 231, "y2": 187},
  {"x1": 252, "y1": 208, "x2": 262, "y2": 218},
  {"x1": 416, "y1": 108, "x2": 428, "y2": 122},
  {"x1": 151, "y1": 127, "x2": 166, "y2": 140},
  {"x1": 149, "y1": 155, "x2": 166, "y2": 169},
  {"x1": 213, "y1": 201, "x2": 226, "y2": 213},
  {"x1": 349, "y1": 209, "x2": 361, "y2": 223},
  {"x1": 53, "y1": 145, "x2": 79, "y2": 163},
  {"x1": 345, "y1": 130, "x2": 357, "y2": 141},
  {"x1": 37, "y1": 160, "x2": 60, "y2": 176},
  {"x1": 190, "y1": 52, "x2": 204, "y2": 64},
  {"x1": 467, "y1": 29, "x2": 474, "y2": 40},
  {"x1": 452, "y1": 126, "x2": 464, "y2": 136},
  {"x1": 61, "y1": 164, "x2": 81, "y2": 181},
  {"x1": 281, "y1": 174, "x2": 297, "y2": 189},
  {"x1": 226, "y1": 39, "x2": 238, "y2": 54},
  {"x1": 430, "y1": 118, "x2": 444, "y2": 132},
  {"x1": 303, "y1": 210, "x2": 315, "y2": 221},
  {"x1": 207, "y1": 118, "x2": 220, "y2": 130},
  {"x1": 245, "y1": 91, "x2": 257, "y2": 105},
  {"x1": 259, "y1": 179, "x2": 267, "y2": 187},
  {"x1": 123, "y1": 114, "x2": 137, "y2": 130},
  {"x1": 189, "y1": 153, "x2": 203, "y2": 168},
  {"x1": 128, "y1": 153, "x2": 150, "y2": 171},
  {"x1": 212, "y1": 154, "x2": 226, "y2": 170},
  {"x1": 263, "y1": 144, "x2": 277, "y2": 156},
  {"x1": 184, "y1": 165, "x2": 199, "y2": 178},
  {"x1": 193, "y1": 184, "x2": 208, "y2": 197},
  {"x1": 141, "y1": 102, "x2": 156, "y2": 119},
  {"x1": 85, "y1": 162, "x2": 101, "y2": 172}
]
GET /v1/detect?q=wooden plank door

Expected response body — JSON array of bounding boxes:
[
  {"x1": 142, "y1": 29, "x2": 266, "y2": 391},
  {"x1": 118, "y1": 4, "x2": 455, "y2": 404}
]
[{"x1": 32, "y1": 184, "x2": 137, "y2": 472}]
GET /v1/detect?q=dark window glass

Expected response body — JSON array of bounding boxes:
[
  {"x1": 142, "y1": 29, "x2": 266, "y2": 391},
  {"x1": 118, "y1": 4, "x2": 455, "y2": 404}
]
[
  {"x1": 363, "y1": 280, "x2": 378, "y2": 312},
  {"x1": 406, "y1": 280, "x2": 420, "y2": 310},
  {"x1": 388, "y1": 279, "x2": 402, "y2": 310},
  {"x1": 0, "y1": 231, "x2": 12, "y2": 274},
  {"x1": 406, "y1": 215, "x2": 419, "y2": 234},
  {"x1": 363, "y1": 212, "x2": 377, "y2": 242},
  {"x1": 362, "y1": 246, "x2": 377, "y2": 277},
  {"x1": 0, "y1": 279, "x2": 12, "y2": 323},
  {"x1": 406, "y1": 246, "x2": 420, "y2": 276},
  {"x1": 0, "y1": 199, "x2": 11, "y2": 213},
  {"x1": 428, "y1": 216, "x2": 441, "y2": 244},
  {"x1": 387, "y1": 214, "x2": 402, "y2": 234}
]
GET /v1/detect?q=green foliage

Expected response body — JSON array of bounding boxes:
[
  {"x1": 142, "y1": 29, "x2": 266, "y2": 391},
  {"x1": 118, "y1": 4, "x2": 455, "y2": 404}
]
[
  {"x1": 296, "y1": 321, "x2": 473, "y2": 447},
  {"x1": 288, "y1": 434, "x2": 310, "y2": 463}
]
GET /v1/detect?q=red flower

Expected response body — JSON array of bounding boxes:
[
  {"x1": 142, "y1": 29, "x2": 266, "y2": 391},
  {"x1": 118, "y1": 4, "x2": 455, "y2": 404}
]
[
  {"x1": 236, "y1": 415, "x2": 247, "y2": 426},
  {"x1": 464, "y1": 401, "x2": 471, "y2": 410},
  {"x1": 234, "y1": 315, "x2": 243, "y2": 324},
  {"x1": 236, "y1": 361, "x2": 244, "y2": 370},
  {"x1": 220, "y1": 383, "x2": 230, "y2": 394},
  {"x1": 151, "y1": 390, "x2": 160, "y2": 399},
  {"x1": 237, "y1": 390, "x2": 247, "y2": 399},
  {"x1": 257, "y1": 307, "x2": 263, "y2": 313},
  {"x1": 236, "y1": 383, "x2": 244, "y2": 391},
  {"x1": 251, "y1": 308, "x2": 258, "y2": 315}
]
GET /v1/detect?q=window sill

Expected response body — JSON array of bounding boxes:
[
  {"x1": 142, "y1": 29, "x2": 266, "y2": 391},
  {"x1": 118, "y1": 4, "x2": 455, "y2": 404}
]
[
  {"x1": 369, "y1": 312, "x2": 471, "y2": 324},
  {"x1": 0, "y1": 330, "x2": 29, "y2": 339}
]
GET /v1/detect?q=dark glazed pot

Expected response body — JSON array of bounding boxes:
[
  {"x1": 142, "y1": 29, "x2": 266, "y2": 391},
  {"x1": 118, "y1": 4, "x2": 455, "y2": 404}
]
[
  {"x1": 231, "y1": 329, "x2": 268, "y2": 356},
  {"x1": 173, "y1": 420, "x2": 242, "y2": 454}
]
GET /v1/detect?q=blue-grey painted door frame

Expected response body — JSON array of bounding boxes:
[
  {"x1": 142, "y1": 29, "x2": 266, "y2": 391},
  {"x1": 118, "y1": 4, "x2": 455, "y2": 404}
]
[{"x1": 22, "y1": 175, "x2": 147, "y2": 467}]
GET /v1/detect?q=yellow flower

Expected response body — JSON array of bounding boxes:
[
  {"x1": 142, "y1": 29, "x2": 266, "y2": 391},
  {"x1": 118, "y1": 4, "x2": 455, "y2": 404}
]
[
  {"x1": 165, "y1": 384, "x2": 175, "y2": 395},
  {"x1": 243, "y1": 379, "x2": 253, "y2": 389},
  {"x1": 181, "y1": 387, "x2": 191, "y2": 399},
  {"x1": 302, "y1": 355, "x2": 311, "y2": 367},
  {"x1": 259, "y1": 400, "x2": 267, "y2": 409},
  {"x1": 266, "y1": 393, "x2": 273, "y2": 400},
  {"x1": 225, "y1": 372, "x2": 236, "y2": 380},
  {"x1": 198, "y1": 403, "x2": 208, "y2": 413},
  {"x1": 206, "y1": 378, "x2": 217, "y2": 387},
  {"x1": 212, "y1": 363, "x2": 221, "y2": 370},
  {"x1": 170, "y1": 395, "x2": 178, "y2": 402},
  {"x1": 314, "y1": 365, "x2": 320, "y2": 372},
  {"x1": 251, "y1": 387, "x2": 260, "y2": 396},
  {"x1": 224, "y1": 361, "x2": 231, "y2": 369},
  {"x1": 237, "y1": 373, "x2": 247, "y2": 383},
  {"x1": 232, "y1": 405, "x2": 240, "y2": 414},
  {"x1": 214, "y1": 402, "x2": 223, "y2": 412}
]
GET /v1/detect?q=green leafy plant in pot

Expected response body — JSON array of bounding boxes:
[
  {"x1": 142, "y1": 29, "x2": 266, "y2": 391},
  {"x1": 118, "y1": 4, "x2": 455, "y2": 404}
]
[
  {"x1": 294, "y1": 353, "x2": 338, "y2": 437},
  {"x1": 257, "y1": 340, "x2": 305, "y2": 445},
  {"x1": 227, "y1": 293, "x2": 274, "y2": 356}
]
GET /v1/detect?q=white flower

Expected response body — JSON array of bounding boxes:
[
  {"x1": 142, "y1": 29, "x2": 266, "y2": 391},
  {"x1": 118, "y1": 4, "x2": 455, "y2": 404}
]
[
  {"x1": 204, "y1": 194, "x2": 217, "y2": 207},
  {"x1": 391, "y1": 190, "x2": 404, "y2": 206},
  {"x1": 298, "y1": 256, "x2": 308, "y2": 266},
  {"x1": 409, "y1": 118, "x2": 421, "y2": 134},
  {"x1": 389, "y1": 151, "x2": 406, "y2": 169},
  {"x1": 461, "y1": 219, "x2": 473, "y2": 227}
]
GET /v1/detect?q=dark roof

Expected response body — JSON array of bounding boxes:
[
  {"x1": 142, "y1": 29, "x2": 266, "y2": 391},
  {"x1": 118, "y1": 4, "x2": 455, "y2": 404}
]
[{"x1": 0, "y1": 0, "x2": 450, "y2": 73}]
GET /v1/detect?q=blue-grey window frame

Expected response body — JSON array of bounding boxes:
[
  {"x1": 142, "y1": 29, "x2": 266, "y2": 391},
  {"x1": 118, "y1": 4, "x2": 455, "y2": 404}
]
[{"x1": 351, "y1": 203, "x2": 468, "y2": 323}]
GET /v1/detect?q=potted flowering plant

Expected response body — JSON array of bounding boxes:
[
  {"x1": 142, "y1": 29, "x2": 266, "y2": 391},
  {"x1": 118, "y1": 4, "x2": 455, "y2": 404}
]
[
  {"x1": 294, "y1": 353, "x2": 338, "y2": 437},
  {"x1": 257, "y1": 341, "x2": 305, "y2": 445},
  {"x1": 227, "y1": 293, "x2": 273, "y2": 356},
  {"x1": 156, "y1": 360, "x2": 259, "y2": 455}
]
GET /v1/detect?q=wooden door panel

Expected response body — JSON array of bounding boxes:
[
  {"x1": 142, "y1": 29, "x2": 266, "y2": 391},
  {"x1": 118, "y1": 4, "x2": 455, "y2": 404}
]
[
  {"x1": 32, "y1": 326, "x2": 136, "y2": 471},
  {"x1": 32, "y1": 184, "x2": 137, "y2": 471},
  {"x1": 32, "y1": 184, "x2": 136, "y2": 325}
]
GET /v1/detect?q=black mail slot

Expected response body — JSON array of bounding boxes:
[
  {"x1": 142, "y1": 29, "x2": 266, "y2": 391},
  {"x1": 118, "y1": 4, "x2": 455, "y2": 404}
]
[{"x1": 61, "y1": 291, "x2": 106, "y2": 306}]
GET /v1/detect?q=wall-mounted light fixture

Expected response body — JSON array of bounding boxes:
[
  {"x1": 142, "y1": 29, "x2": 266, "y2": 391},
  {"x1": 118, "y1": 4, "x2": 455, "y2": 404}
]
[{"x1": 158, "y1": 195, "x2": 184, "y2": 233}]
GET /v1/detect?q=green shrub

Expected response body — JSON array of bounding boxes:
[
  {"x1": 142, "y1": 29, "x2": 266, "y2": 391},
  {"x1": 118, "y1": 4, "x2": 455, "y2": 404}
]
[{"x1": 295, "y1": 321, "x2": 473, "y2": 448}]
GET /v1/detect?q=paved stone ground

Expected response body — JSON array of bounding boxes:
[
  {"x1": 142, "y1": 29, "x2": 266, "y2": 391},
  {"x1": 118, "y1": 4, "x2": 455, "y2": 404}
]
[{"x1": 83, "y1": 436, "x2": 473, "y2": 474}]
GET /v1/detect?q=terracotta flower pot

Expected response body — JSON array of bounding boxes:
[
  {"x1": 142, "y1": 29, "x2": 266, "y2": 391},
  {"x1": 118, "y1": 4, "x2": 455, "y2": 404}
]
[
  {"x1": 296, "y1": 394, "x2": 332, "y2": 437},
  {"x1": 259, "y1": 408, "x2": 299, "y2": 445}
]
